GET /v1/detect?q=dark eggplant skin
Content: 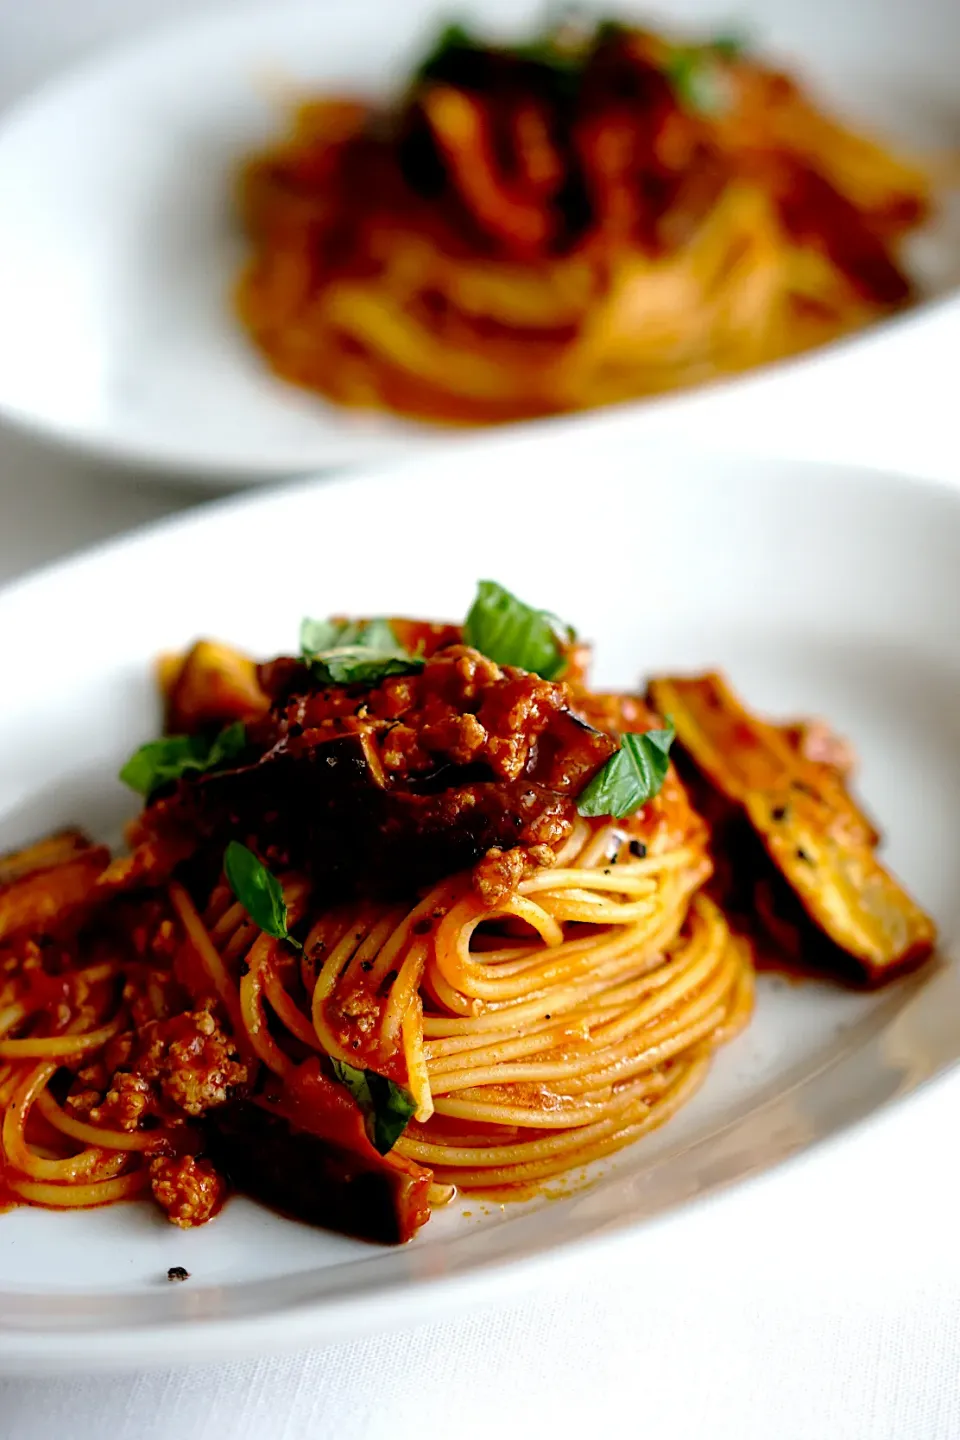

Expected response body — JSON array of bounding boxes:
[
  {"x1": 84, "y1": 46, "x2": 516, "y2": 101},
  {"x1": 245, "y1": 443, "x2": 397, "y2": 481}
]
[
  {"x1": 153, "y1": 720, "x2": 611, "y2": 902},
  {"x1": 207, "y1": 1099, "x2": 431, "y2": 1244}
]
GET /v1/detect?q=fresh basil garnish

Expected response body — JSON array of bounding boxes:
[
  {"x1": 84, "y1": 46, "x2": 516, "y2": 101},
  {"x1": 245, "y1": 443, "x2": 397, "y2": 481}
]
[
  {"x1": 576, "y1": 724, "x2": 676, "y2": 818},
  {"x1": 710, "y1": 30, "x2": 747, "y2": 61},
  {"x1": 662, "y1": 44, "x2": 732, "y2": 116},
  {"x1": 463, "y1": 580, "x2": 571, "y2": 680},
  {"x1": 224, "y1": 841, "x2": 301, "y2": 949},
  {"x1": 119, "y1": 721, "x2": 246, "y2": 798},
  {"x1": 414, "y1": 16, "x2": 626, "y2": 95},
  {"x1": 414, "y1": 20, "x2": 477, "y2": 81},
  {"x1": 330, "y1": 1058, "x2": 417, "y2": 1155},
  {"x1": 300, "y1": 616, "x2": 424, "y2": 687}
]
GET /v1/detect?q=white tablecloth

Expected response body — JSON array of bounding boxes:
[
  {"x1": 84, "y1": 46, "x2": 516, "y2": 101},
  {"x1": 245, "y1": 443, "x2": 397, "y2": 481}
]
[{"x1": 2, "y1": 5, "x2": 960, "y2": 1436}]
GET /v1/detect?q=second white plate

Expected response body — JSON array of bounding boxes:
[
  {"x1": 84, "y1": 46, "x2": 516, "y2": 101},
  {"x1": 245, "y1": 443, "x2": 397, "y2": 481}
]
[{"x1": 0, "y1": 0, "x2": 958, "y2": 481}]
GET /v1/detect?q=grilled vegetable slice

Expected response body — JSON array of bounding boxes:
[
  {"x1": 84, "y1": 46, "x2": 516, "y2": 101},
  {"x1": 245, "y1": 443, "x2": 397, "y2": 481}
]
[{"x1": 648, "y1": 672, "x2": 936, "y2": 984}]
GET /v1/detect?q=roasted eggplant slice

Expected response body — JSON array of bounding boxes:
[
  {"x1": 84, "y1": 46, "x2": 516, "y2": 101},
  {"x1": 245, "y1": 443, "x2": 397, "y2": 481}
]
[
  {"x1": 648, "y1": 672, "x2": 936, "y2": 984},
  {"x1": 208, "y1": 1057, "x2": 432, "y2": 1243},
  {"x1": 208, "y1": 1102, "x2": 432, "y2": 1245},
  {"x1": 0, "y1": 830, "x2": 111, "y2": 943},
  {"x1": 139, "y1": 647, "x2": 617, "y2": 901}
]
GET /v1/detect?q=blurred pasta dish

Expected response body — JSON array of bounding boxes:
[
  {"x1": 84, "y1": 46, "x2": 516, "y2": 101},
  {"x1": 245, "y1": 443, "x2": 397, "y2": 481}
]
[{"x1": 235, "y1": 15, "x2": 933, "y2": 423}]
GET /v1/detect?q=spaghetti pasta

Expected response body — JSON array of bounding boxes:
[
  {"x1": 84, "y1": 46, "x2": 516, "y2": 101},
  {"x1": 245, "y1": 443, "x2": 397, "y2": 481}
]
[
  {"x1": 0, "y1": 584, "x2": 935, "y2": 1243},
  {"x1": 235, "y1": 18, "x2": 934, "y2": 424}
]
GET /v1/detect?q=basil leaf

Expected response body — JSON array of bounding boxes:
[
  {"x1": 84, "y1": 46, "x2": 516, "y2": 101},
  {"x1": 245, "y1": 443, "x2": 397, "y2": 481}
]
[
  {"x1": 299, "y1": 616, "x2": 359, "y2": 654},
  {"x1": 119, "y1": 721, "x2": 246, "y2": 797},
  {"x1": 414, "y1": 20, "x2": 478, "y2": 82},
  {"x1": 414, "y1": 16, "x2": 624, "y2": 96},
  {"x1": 710, "y1": 31, "x2": 748, "y2": 60},
  {"x1": 330, "y1": 1059, "x2": 417, "y2": 1155},
  {"x1": 463, "y1": 580, "x2": 570, "y2": 680},
  {"x1": 224, "y1": 841, "x2": 300, "y2": 949},
  {"x1": 357, "y1": 616, "x2": 405, "y2": 653},
  {"x1": 662, "y1": 46, "x2": 731, "y2": 116},
  {"x1": 300, "y1": 616, "x2": 424, "y2": 687},
  {"x1": 576, "y1": 724, "x2": 676, "y2": 818}
]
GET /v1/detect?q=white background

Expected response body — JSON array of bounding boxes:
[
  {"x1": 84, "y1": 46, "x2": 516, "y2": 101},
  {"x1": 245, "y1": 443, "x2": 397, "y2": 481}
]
[{"x1": 2, "y1": 4, "x2": 960, "y2": 1437}]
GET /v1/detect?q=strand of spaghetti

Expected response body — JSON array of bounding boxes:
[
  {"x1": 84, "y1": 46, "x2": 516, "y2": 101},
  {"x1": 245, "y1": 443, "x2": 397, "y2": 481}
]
[
  {"x1": 232, "y1": 877, "x2": 314, "y2": 1073},
  {"x1": 421, "y1": 913, "x2": 682, "y2": 1038},
  {"x1": 262, "y1": 966, "x2": 321, "y2": 1050},
  {"x1": 0, "y1": 1004, "x2": 26, "y2": 1038},
  {"x1": 210, "y1": 898, "x2": 250, "y2": 945},
  {"x1": 398, "y1": 1075, "x2": 663, "y2": 1169},
  {"x1": 431, "y1": 879, "x2": 690, "y2": 1001},
  {"x1": 554, "y1": 819, "x2": 595, "y2": 866},
  {"x1": 420, "y1": 952, "x2": 482, "y2": 1018},
  {"x1": 0, "y1": 1064, "x2": 21, "y2": 1107},
  {"x1": 398, "y1": 1072, "x2": 673, "y2": 1168},
  {"x1": 424, "y1": 944, "x2": 718, "y2": 1082},
  {"x1": 0, "y1": 1014, "x2": 123, "y2": 1059},
  {"x1": 429, "y1": 977, "x2": 728, "y2": 1099},
  {"x1": 7, "y1": 1172, "x2": 148, "y2": 1207},
  {"x1": 432, "y1": 937, "x2": 735, "y2": 1098},
  {"x1": 534, "y1": 893, "x2": 661, "y2": 924},
  {"x1": 432, "y1": 895, "x2": 573, "y2": 998},
  {"x1": 207, "y1": 893, "x2": 258, "y2": 968},
  {"x1": 518, "y1": 865, "x2": 662, "y2": 895},
  {"x1": 426, "y1": 915, "x2": 738, "y2": 1124},
  {"x1": 239, "y1": 933, "x2": 293, "y2": 1076},
  {"x1": 555, "y1": 984, "x2": 736, "y2": 1097},
  {"x1": 203, "y1": 881, "x2": 236, "y2": 930},
  {"x1": 574, "y1": 822, "x2": 625, "y2": 869},
  {"x1": 300, "y1": 909, "x2": 368, "y2": 993},
  {"x1": 309, "y1": 905, "x2": 380, "y2": 1002},
  {"x1": 401, "y1": 999, "x2": 434, "y2": 1122},
  {"x1": 424, "y1": 951, "x2": 707, "y2": 1077},
  {"x1": 363, "y1": 881, "x2": 461, "y2": 989},
  {"x1": 429, "y1": 1058, "x2": 712, "y2": 1191},
  {"x1": 379, "y1": 936, "x2": 429, "y2": 1051},
  {"x1": 431, "y1": 903, "x2": 674, "y2": 985},
  {"x1": 3, "y1": 1063, "x2": 128, "y2": 1183},
  {"x1": 34, "y1": 1090, "x2": 161, "y2": 1153},
  {"x1": 424, "y1": 935, "x2": 716, "y2": 1063},
  {"x1": 309, "y1": 894, "x2": 446, "y2": 1067},
  {"x1": 309, "y1": 905, "x2": 396, "y2": 1056},
  {"x1": 569, "y1": 927, "x2": 728, "y2": 1054},
  {"x1": 711, "y1": 953, "x2": 755, "y2": 1043},
  {"x1": 71, "y1": 961, "x2": 117, "y2": 987},
  {"x1": 224, "y1": 920, "x2": 259, "y2": 964},
  {"x1": 0, "y1": 959, "x2": 119, "y2": 1042},
  {"x1": 578, "y1": 899, "x2": 724, "y2": 1047},
  {"x1": 170, "y1": 880, "x2": 244, "y2": 1030},
  {"x1": 429, "y1": 1074, "x2": 658, "y2": 1129}
]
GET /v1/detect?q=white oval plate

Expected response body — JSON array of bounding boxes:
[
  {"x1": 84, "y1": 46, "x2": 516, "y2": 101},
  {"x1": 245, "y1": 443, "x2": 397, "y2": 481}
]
[
  {"x1": 2, "y1": 419, "x2": 960, "y2": 1372},
  {"x1": 0, "y1": 0, "x2": 958, "y2": 482}
]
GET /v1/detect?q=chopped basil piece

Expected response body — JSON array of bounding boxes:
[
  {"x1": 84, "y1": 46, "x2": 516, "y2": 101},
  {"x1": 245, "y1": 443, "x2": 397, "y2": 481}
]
[
  {"x1": 330, "y1": 1059, "x2": 417, "y2": 1154},
  {"x1": 224, "y1": 841, "x2": 301, "y2": 949},
  {"x1": 662, "y1": 45, "x2": 732, "y2": 116},
  {"x1": 119, "y1": 721, "x2": 246, "y2": 798},
  {"x1": 463, "y1": 580, "x2": 571, "y2": 680},
  {"x1": 577, "y1": 724, "x2": 676, "y2": 818},
  {"x1": 300, "y1": 616, "x2": 424, "y2": 686},
  {"x1": 710, "y1": 30, "x2": 748, "y2": 60},
  {"x1": 414, "y1": 15, "x2": 625, "y2": 94},
  {"x1": 414, "y1": 20, "x2": 477, "y2": 82}
]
